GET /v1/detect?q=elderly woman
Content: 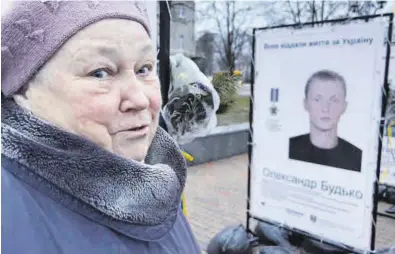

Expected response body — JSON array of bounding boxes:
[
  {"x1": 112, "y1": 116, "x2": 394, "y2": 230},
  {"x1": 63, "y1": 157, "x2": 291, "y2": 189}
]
[{"x1": 1, "y1": 1, "x2": 200, "y2": 253}]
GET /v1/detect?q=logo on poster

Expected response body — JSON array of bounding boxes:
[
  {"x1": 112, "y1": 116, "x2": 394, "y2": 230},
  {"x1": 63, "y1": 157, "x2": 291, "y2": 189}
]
[
  {"x1": 310, "y1": 215, "x2": 317, "y2": 223},
  {"x1": 265, "y1": 88, "x2": 282, "y2": 131},
  {"x1": 269, "y1": 88, "x2": 279, "y2": 116}
]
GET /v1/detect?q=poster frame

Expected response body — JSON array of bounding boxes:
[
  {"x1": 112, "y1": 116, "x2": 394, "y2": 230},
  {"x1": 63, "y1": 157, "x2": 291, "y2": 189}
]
[
  {"x1": 159, "y1": 0, "x2": 171, "y2": 106},
  {"x1": 246, "y1": 13, "x2": 394, "y2": 253}
]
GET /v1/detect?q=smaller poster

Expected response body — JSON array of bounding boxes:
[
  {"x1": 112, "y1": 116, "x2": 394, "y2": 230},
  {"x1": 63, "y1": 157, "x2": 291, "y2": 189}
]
[
  {"x1": 380, "y1": 130, "x2": 395, "y2": 187},
  {"x1": 380, "y1": 34, "x2": 395, "y2": 187}
]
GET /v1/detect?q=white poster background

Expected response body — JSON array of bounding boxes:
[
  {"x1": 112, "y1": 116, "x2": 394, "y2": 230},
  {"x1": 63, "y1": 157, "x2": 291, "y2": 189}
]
[{"x1": 250, "y1": 21, "x2": 388, "y2": 250}]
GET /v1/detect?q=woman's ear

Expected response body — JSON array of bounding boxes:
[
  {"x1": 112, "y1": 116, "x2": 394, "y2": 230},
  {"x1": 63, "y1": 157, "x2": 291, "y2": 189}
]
[
  {"x1": 13, "y1": 93, "x2": 31, "y2": 111},
  {"x1": 13, "y1": 72, "x2": 49, "y2": 111}
]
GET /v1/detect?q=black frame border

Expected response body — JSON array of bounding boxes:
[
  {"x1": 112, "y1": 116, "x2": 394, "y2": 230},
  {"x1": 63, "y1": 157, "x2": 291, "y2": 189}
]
[{"x1": 247, "y1": 13, "x2": 394, "y2": 253}]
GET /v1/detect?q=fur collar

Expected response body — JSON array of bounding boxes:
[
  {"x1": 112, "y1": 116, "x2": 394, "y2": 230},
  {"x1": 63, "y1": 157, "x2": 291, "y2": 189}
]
[{"x1": 1, "y1": 99, "x2": 187, "y2": 240}]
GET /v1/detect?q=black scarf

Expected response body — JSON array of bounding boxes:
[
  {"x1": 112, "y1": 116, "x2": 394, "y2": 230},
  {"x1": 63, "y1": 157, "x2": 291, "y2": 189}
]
[{"x1": 1, "y1": 99, "x2": 187, "y2": 241}]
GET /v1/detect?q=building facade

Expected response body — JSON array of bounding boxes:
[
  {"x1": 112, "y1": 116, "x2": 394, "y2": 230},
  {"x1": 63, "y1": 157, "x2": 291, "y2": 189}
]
[{"x1": 168, "y1": 1, "x2": 196, "y2": 58}]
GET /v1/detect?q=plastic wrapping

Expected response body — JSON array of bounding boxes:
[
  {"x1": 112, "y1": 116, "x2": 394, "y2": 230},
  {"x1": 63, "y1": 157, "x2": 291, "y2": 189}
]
[
  {"x1": 206, "y1": 224, "x2": 250, "y2": 254},
  {"x1": 386, "y1": 205, "x2": 395, "y2": 214},
  {"x1": 254, "y1": 221, "x2": 347, "y2": 254},
  {"x1": 299, "y1": 238, "x2": 347, "y2": 254},
  {"x1": 161, "y1": 53, "x2": 220, "y2": 144},
  {"x1": 386, "y1": 187, "x2": 395, "y2": 204},
  {"x1": 372, "y1": 248, "x2": 395, "y2": 254},
  {"x1": 378, "y1": 185, "x2": 388, "y2": 200},
  {"x1": 254, "y1": 221, "x2": 293, "y2": 249}
]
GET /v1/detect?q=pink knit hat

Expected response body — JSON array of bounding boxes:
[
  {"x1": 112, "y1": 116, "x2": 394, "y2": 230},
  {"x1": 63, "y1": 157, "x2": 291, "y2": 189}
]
[{"x1": 1, "y1": 1, "x2": 151, "y2": 97}]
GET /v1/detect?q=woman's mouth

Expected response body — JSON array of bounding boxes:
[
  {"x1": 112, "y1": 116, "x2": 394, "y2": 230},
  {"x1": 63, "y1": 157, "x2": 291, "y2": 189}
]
[
  {"x1": 130, "y1": 125, "x2": 147, "y2": 131},
  {"x1": 118, "y1": 125, "x2": 149, "y2": 138}
]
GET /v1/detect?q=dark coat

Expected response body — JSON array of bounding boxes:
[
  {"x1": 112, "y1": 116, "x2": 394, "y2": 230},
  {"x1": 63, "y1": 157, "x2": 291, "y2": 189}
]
[
  {"x1": 2, "y1": 160, "x2": 200, "y2": 254},
  {"x1": 1, "y1": 99, "x2": 201, "y2": 254}
]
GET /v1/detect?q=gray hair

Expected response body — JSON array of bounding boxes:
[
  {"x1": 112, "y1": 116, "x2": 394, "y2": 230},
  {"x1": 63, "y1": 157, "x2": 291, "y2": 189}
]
[{"x1": 304, "y1": 70, "x2": 347, "y2": 98}]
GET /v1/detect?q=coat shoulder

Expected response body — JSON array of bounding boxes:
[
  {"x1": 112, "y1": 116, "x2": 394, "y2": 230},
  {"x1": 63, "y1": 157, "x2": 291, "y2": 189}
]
[
  {"x1": 2, "y1": 167, "x2": 52, "y2": 254},
  {"x1": 1, "y1": 164, "x2": 200, "y2": 254}
]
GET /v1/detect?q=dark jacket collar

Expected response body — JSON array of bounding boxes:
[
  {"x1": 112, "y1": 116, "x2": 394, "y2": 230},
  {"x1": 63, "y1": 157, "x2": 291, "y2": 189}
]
[{"x1": 1, "y1": 99, "x2": 187, "y2": 240}]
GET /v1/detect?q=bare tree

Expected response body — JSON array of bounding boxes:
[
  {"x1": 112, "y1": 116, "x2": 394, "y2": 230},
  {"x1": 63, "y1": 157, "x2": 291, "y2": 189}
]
[
  {"x1": 262, "y1": 0, "x2": 387, "y2": 26},
  {"x1": 198, "y1": 1, "x2": 257, "y2": 74},
  {"x1": 347, "y1": 1, "x2": 387, "y2": 16},
  {"x1": 195, "y1": 1, "x2": 386, "y2": 73},
  {"x1": 196, "y1": 32, "x2": 216, "y2": 75}
]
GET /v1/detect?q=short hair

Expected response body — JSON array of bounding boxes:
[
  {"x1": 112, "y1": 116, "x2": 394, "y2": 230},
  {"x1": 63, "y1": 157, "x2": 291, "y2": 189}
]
[{"x1": 304, "y1": 70, "x2": 347, "y2": 98}]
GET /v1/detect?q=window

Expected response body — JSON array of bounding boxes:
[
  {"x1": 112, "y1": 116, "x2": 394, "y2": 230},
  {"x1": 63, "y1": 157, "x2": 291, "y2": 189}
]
[
  {"x1": 179, "y1": 6, "x2": 185, "y2": 18},
  {"x1": 179, "y1": 35, "x2": 184, "y2": 49}
]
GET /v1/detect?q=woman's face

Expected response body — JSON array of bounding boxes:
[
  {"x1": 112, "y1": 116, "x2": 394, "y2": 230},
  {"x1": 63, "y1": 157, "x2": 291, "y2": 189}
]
[{"x1": 20, "y1": 19, "x2": 161, "y2": 162}]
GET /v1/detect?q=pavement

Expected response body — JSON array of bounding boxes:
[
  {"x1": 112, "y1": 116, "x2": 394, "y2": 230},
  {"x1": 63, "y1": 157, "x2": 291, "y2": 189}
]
[
  {"x1": 238, "y1": 83, "x2": 251, "y2": 97},
  {"x1": 184, "y1": 154, "x2": 395, "y2": 253}
]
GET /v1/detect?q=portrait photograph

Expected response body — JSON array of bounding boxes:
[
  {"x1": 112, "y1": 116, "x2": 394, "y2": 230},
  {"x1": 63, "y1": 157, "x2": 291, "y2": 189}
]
[{"x1": 288, "y1": 69, "x2": 362, "y2": 172}]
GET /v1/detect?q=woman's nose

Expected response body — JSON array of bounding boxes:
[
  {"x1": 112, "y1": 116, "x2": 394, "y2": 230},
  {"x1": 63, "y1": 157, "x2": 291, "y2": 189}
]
[{"x1": 119, "y1": 76, "x2": 150, "y2": 112}]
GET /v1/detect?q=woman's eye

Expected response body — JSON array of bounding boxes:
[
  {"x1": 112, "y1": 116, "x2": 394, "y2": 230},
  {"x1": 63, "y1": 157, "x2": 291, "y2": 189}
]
[
  {"x1": 90, "y1": 69, "x2": 111, "y2": 79},
  {"x1": 137, "y1": 64, "x2": 153, "y2": 77}
]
